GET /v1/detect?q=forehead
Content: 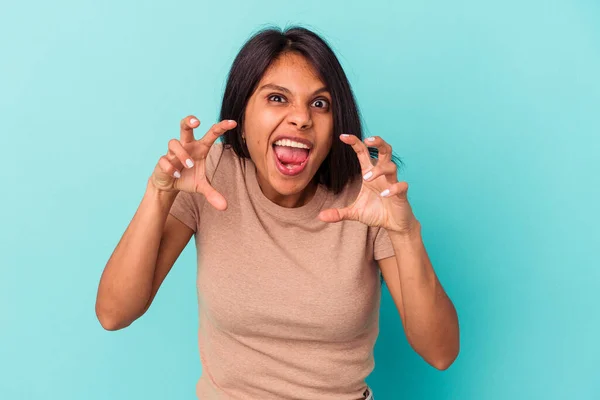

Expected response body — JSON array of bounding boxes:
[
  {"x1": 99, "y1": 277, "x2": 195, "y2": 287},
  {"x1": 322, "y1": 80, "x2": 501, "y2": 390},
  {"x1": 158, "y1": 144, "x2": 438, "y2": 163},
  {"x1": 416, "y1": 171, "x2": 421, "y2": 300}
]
[{"x1": 259, "y1": 52, "x2": 325, "y2": 89}]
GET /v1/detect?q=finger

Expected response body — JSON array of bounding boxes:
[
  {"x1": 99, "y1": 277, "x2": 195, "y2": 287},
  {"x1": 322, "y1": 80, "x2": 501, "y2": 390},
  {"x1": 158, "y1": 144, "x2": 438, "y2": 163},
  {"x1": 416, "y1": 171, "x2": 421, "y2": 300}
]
[
  {"x1": 199, "y1": 180, "x2": 228, "y2": 211},
  {"x1": 380, "y1": 181, "x2": 409, "y2": 199},
  {"x1": 340, "y1": 134, "x2": 373, "y2": 172},
  {"x1": 158, "y1": 156, "x2": 181, "y2": 178},
  {"x1": 364, "y1": 135, "x2": 393, "y2": 163},
  {"x1": 165, "y1": 153, "x2": 184, "y2": 173},
  {"x1": 180, "y1": 116, "x2": 200, "y2": 143},
  {"x1": 165, "y1": 146, "x2": 184, "y2": 172},
  {"x1": 196, "y1": 120, "x2": 237, "y2": 156},
  {"x1": 168, "y1": 139, "x2": 194, "y2": 169},
  {"x1": 318, "y1": 207, "x2": 357, "y2": 223},
  {"x1": 362, "y1": 161, "x2": 398, "y2": 184}
]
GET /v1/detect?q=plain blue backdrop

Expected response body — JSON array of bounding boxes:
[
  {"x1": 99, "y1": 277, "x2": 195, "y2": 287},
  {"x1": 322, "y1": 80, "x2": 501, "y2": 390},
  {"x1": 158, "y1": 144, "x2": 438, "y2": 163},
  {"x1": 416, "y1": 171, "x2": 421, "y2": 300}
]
[{"x1": 1, "y1": 0, "x2": 599, "y2": 399}]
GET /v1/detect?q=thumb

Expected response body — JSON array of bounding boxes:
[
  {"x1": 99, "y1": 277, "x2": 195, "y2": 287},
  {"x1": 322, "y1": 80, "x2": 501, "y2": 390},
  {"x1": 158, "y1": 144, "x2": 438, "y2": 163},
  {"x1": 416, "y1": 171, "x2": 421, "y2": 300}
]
[{"x1": 318, "y1": 207, "x2": 354, "y2": 223}]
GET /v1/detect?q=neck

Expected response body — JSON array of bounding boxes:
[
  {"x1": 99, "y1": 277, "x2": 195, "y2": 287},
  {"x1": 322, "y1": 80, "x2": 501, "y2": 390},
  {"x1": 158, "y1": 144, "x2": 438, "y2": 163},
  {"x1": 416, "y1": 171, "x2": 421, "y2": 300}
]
[{"x1": 256, "y1": 174, "x2": 318, "y2": 208}]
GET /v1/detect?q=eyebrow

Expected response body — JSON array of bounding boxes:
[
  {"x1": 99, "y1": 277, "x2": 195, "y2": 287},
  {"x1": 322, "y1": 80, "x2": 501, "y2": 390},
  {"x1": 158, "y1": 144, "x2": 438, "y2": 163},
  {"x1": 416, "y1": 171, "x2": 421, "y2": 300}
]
[{"x1": 259, "y1": 83, "x2": 330, "y2": 97}]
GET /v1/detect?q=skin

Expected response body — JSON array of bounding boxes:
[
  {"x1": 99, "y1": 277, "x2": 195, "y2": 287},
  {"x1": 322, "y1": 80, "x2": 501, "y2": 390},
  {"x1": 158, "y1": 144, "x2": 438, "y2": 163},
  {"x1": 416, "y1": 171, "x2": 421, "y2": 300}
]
[
  {"x1": 241, "y1": 52, "x2": 460, "y2": 368},
  {"x1": 243, "y1": 52, "x2": 334, "y2": 208},
  {"x1": 96, "y1": 51, "x2": 459, "y2": 371},
  {"x1": 319, "y1": 133, "x2": 460, "y2": 370}
]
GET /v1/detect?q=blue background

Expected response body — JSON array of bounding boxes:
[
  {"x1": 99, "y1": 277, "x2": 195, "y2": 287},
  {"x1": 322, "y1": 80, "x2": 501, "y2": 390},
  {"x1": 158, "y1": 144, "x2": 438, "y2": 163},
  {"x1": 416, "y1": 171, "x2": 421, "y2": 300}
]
[{"x1": 1, "y1": 0, "x2": 599, "y2": 398}]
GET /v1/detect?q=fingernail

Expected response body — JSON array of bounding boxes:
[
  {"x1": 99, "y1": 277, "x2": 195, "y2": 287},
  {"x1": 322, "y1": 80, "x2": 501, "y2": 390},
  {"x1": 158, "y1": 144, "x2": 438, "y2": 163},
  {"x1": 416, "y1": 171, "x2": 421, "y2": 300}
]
[
  {"x1": 366, "y1": 137, "x2": 375, "y2": 142},
  {"x1": 380, "y1": 189, "x2": 390, "y2": 197},
  {"x1": 186, "y1": 159, "x2": 194, "y2": 168},
  {"x1": 363, "y1": 171, "x2": 373, "y2": 180},
  {"x1": 341, "y1": 134, "x2": 349, "y2": 138},
  {"x1": 190, "y1": 118, "x2": 198, "y2": 125},
  {"x1": 227, "y1": 119, "x2": 235, "y2": 124},
  {"x1": 174, "y1": 171, "x2": 181, "y2": 178}
]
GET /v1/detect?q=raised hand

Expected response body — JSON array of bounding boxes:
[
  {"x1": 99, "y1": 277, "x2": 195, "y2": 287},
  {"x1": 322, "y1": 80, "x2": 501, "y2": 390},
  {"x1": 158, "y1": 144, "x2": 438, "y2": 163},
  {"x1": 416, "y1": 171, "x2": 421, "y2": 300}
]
[
  {"x1": 150, "y1": 116, "x2": 237, "y2": 211},
  {"x1": 318, "y1": 134, "x2": 418, "y2": 235}
]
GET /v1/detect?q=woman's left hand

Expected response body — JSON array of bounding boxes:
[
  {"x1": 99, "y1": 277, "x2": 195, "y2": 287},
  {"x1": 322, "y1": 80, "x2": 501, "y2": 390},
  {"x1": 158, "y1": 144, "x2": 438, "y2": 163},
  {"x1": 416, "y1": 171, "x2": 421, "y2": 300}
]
[{"x1": 319, "y1": 134, "x2": 419, "y2": 235}]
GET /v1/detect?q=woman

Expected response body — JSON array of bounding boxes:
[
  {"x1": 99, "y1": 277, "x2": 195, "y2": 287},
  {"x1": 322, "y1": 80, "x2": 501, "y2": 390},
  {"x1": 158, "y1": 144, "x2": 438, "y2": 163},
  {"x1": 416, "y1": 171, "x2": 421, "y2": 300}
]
[{"x1": 95, "y1": 26, "x2": 460, "y2": 399}]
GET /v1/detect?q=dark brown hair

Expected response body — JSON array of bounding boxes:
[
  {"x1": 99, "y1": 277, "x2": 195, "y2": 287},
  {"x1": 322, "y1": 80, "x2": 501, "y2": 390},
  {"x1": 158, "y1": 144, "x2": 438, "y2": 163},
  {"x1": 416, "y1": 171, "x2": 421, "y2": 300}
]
[{"x1": 219, "y1": 26, "x2": 401, "y2": 193}]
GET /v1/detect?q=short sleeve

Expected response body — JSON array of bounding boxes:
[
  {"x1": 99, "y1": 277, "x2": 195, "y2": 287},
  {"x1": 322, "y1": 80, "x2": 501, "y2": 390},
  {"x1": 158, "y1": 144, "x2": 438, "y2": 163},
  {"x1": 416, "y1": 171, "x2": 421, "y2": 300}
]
[
  {"x1": 169, "y1": 191, "x2": 199, "y2": 232},
  {"x1": 168, "y1": 142, "x2": 225, "y2": 233},
  {"x1": 373, "y1": 227, "x2": 395, "y2": 260}
]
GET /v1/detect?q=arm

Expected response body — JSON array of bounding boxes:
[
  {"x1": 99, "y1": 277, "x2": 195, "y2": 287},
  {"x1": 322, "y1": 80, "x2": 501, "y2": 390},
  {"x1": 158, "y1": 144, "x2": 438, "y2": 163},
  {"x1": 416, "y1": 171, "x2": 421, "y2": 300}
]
[
  {"x1": 95, "y1": 116, "x2": 235, "y2": 331},
  {"x1": 379, "y1": 222, "x2": 460, "y2": 370},
  {"x1": 94, "y1": 180, "x2": 193, "y2": 331},
  {"x1": 317, "y1": 133, "x2": 460, "y2": 369}
]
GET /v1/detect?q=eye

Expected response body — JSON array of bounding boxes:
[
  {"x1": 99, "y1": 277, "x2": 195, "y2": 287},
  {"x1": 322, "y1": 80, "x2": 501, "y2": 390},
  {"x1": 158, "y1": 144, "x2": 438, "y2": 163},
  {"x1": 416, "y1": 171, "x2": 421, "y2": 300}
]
[
  {"x1": 311, "y1": 98, "x2": 330, "y2": 109},
  {"x1": 268, "y1": 94, "x2": 287, "y2": 103}
]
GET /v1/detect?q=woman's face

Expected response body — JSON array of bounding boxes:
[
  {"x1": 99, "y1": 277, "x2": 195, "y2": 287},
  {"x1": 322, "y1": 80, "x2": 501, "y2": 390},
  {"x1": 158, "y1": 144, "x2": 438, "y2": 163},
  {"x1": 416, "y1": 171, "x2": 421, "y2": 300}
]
[{"x1": 243, "y1": 52, "x2": 334, "y2": 207}]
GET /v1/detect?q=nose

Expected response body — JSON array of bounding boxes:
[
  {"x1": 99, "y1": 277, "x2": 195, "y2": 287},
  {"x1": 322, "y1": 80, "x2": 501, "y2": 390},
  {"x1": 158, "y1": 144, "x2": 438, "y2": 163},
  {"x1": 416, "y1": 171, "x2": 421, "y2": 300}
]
[{"x1": 287, "y1": 104, "x2": 312, "y2": 130}]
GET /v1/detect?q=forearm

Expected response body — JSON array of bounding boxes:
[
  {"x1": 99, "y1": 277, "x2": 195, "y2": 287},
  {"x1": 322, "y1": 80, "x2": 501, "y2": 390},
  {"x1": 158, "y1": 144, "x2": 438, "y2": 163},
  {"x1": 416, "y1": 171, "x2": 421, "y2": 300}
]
[
  {"x1": 389, "y1": 223, "x2": 459, "y2": 369},
  {"x1": 95, "y1": 180, "x2": 178, "y2": 328}
]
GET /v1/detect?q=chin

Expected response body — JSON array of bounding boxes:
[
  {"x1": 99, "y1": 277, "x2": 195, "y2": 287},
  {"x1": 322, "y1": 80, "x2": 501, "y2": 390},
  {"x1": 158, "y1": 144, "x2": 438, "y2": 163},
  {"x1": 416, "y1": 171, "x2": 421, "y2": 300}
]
[{"x1": 269, "y1": 172, "x2": 314, "y2": 196}]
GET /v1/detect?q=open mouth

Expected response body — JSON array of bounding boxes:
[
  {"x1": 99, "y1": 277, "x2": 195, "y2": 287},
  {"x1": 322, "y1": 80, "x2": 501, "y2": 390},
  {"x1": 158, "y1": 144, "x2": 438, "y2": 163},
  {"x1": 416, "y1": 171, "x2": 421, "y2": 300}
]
[{"x1": 272, "y1": 138, "x2": 312, "y2": 176}]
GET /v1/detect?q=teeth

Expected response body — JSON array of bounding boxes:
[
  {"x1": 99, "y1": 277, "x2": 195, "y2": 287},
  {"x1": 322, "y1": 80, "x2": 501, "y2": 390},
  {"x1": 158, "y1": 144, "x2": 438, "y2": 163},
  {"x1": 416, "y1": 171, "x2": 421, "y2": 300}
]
[{"x1": 274, "y1": 139, "x2": 310, "y2": 149}]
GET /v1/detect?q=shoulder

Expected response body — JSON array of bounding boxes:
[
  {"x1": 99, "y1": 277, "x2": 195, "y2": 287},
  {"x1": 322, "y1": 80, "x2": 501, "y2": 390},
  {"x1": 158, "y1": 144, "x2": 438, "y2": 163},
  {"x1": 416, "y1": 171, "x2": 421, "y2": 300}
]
[
  {"x1": 204, "y1": 142, "x2": 225, "y2": 178},
  {"x1": 204, "y1": 142, "x2": 244, "y2": 178},
  {"x1": 172, "y1": 143, "x2": 243, "y2": 219}
]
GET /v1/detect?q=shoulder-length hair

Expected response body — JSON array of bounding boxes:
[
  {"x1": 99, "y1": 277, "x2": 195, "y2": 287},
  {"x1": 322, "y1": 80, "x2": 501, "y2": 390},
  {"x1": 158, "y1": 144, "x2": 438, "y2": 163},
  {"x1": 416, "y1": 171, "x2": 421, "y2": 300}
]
[{"x1": 220, "y1": 26, "x2": 401, "y2": 194}]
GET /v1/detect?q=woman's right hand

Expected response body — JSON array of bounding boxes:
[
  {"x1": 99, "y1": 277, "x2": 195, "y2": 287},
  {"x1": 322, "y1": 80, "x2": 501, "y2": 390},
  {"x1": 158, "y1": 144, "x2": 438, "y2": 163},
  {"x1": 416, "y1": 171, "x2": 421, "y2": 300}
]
[{"x1": 150, "y1": 116, "x2": 237, "y2": 211}]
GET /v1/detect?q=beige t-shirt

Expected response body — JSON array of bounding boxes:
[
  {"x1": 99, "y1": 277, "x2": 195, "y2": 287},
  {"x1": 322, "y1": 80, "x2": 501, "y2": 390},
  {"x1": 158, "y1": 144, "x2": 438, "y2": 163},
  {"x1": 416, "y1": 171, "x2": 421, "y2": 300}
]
[{"x1": 169, "y1": 143, "x2": 395, "y2": 400}]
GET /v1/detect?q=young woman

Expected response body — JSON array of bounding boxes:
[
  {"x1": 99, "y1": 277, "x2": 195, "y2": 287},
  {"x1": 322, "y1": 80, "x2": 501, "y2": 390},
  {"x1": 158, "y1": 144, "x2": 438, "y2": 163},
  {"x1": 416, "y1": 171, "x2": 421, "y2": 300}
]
[{"x1": 95, "y1": 26, "x2": 460, "y2": 400}]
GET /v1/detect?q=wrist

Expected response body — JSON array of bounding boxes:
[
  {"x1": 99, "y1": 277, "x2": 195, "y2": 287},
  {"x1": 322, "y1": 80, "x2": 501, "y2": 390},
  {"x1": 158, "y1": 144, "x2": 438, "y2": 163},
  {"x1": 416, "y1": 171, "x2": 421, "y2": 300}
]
[
  {"x1": 388, "y1": 219, "x2": 422, "y2": 242},
  {"x1": 145, "y1": 178, "x2": 179, "y2": 208}
]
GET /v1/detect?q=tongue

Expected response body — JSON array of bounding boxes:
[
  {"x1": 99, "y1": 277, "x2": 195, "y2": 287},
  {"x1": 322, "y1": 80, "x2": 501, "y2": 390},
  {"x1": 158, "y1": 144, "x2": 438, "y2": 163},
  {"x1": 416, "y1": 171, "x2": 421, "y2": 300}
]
[{"x1": 274, "y1": 146, "x2": 309, "y2": 164}]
